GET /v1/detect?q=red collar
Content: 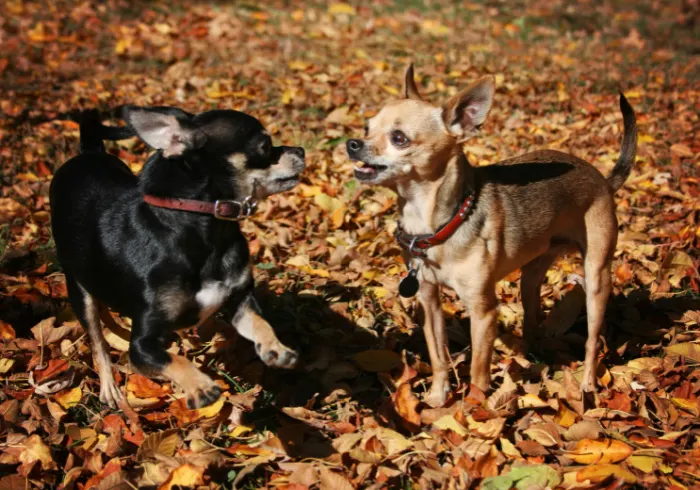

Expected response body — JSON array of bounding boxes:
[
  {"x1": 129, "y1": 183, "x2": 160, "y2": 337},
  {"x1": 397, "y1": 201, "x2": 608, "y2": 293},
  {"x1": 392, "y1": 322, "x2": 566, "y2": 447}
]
[
  {"x1": 395, "y1": 193, "x2": 475, "y2": 256},
  {"x1": 143, "y1": 195, "x2": 257, "y2": 221}
]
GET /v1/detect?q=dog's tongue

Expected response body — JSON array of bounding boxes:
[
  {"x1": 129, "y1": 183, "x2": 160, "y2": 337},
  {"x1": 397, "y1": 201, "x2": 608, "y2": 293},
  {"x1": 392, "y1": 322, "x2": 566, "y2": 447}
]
[{"x1": 355, "y1": 164, "x2": 375, "y2": 174}]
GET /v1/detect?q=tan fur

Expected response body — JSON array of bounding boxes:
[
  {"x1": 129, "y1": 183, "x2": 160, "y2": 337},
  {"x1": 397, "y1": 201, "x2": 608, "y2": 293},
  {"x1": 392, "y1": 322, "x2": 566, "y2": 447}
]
[
  {"x1": 352, "y1": 66, "x2": 635, "y2": 407},
  {"x1": 231, "y1": 298, "x2": 298, "y2": 369}
]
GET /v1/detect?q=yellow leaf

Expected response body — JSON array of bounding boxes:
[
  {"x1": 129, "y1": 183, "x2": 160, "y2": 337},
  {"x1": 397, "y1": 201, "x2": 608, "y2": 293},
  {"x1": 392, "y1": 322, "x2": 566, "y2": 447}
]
[
  {"x1": 20, "y1": 435, "x2": 57, "y2": 470},
  {"x1": 554, "y1": 402, "x2": 578, "y2": 428},
  {"x1": 576, "y1": 464, "x2": 637, "y2": 484},
  {"x1": 114, "y1": 37, "x2": 130, "y2": 55},
  {"x1": 291, "y1": 9, "x2": 304, "y2": 21},
  {"x1": 159, "y1": 464, "x2": 205, "y2": 490},
  {"x1": 229, "y1": 425, "x2": 254, "y2": 438},
  {"x1": 638, "y1": 134, "x2": 655, "y2": 143},
  {"x1": 433, "y1": 415, "x2": 468, "y2": 436},
  {"x1": 352, "y1": 349, "x2": 401, "y2": 372},
  {"x1": 368, "y1": 286, "x2": 389, "y2": 299},
  {"x1": 382, "y1": 85, "x2": 400, "y2": 96},
  {"x1": 196, "y1": 394, "x2": 225, "y2": 418},
  {"x1": 670, "y1": 398, "x2": 699, "y2": 416},
  {"x1": 328, "y1": 3, "x2": 356, "y2": 15},
  {"x1": 624, "y1": 89, "x2": 644, "y2": 98},
  {"x1": 314, "y1": 193, "x2": 343, "y2": 213},
  {"x1": 0, "y1": 358, "x2": 15, "y2": 374},
  {"x1": 665, "y1": 342, "x2": 700, "y2": 362},
  {"x1": 421, "y1": 19, "x2": 451, "y2": 36},
  {"x1": 286, "y1": 255, "x2": 310, "y2": 267},
  {"x1": 660, "y1": 428, "x2": 689, "y2": 441},
  {"x1": 627, "y1": 454, "x2": 664, "y2": 473},
  {"x1": 365, "y1": 427, "x2": 413, "y2": 456},
  {"x1": 363, "y1": 269, "x2": 380, "y2": 281},
  {"x1": 281, "y1": 88, "x2": 294, "y2": 105},
  {"x1": 330, "y1": 205, "x2": 346, "y2": 229},
  {"x1": 54, "y1": 386, "x2": 82, "y2": 409},
  {"x1": 569, "y1": 439, "x2": 633, "y2": 464},
  {"x1": 517, "y1": 393, "x2": 550, "y2": 409},
  {"x1": 626, "y1": 357, "x2": 663, "y2": 373},
  {"x1": 288, "y1": 60, "x2": 309, "y2": 71}
]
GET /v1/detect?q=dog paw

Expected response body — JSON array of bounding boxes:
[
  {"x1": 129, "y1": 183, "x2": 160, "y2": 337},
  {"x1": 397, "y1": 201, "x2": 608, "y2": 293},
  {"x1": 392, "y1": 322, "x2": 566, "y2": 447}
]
[
  {"x1": 99, "y1": 377, "x2": 126, "y2": 409},
  {"x1": 423, "y1": 381, "x2": 450, "y2": 408},
  {"x1": 186, "y1": 384, "x2": 222, "y2": 410},
  {"x1": 255, "y1": 340, "x2": 298, "y2": 369}
]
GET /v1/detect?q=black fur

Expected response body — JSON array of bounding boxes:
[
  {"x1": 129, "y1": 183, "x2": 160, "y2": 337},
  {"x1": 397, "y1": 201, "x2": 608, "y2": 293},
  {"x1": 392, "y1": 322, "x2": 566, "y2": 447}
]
[{"x1": 50, "y1": 107, "x2": 304, "y2": 399}]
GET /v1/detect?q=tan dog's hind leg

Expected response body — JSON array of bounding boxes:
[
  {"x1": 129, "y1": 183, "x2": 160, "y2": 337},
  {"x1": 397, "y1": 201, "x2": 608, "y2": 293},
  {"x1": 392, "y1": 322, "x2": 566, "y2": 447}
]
[
  {"x1": 417, "y1": 279, "x2": 450, "y2": 408},
  {"x1": 231, "y1": 295, "x2": 298, "y2": 369},
  {"x1": 580, "y1": 201, "x2": 617, "y2": 391},
  {"x1": 520, "y1": 253, "x2": 557, "y2": 346}
]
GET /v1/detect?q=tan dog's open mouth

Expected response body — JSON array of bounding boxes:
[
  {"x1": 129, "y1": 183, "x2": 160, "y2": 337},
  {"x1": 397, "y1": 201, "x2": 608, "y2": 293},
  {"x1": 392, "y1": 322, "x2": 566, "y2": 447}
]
[{"x1": 353, "y1": 161, "x2": 387, "y2": 181}]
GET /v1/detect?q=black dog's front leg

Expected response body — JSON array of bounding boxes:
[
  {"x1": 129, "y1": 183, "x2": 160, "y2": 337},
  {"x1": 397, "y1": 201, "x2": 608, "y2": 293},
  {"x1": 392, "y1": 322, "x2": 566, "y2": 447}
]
[
  {"x1": 225, "y1": 292, "x2": 298, "y2": 369},
  {"x1": 129, "y1": 309, "x2": 221, "y2": 409}
]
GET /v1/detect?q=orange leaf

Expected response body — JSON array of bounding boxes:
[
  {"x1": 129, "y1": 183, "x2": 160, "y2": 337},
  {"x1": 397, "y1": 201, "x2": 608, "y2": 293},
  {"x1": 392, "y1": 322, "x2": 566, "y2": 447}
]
[
  {"x1": 32, "y1": 358, "x2": 69, "y2": 383},
  {"x1": 569, "y1": 439, "x2": 633, "y2": 464},
  {"x1": 392, "y1": 383, "x2": 421, "y2": 430},
  {"x1": 158, "y1": 463, "x2": 205, "y2": 490},
  {"x1": 0, "y1": 320, "x2": 16, "y2": 340},
  {"x1": 126, "y1": 374, "x2": 172, "y2": 399},
  {"x1": 576, "y1": 463, "x2": 637, "y2": 483}
]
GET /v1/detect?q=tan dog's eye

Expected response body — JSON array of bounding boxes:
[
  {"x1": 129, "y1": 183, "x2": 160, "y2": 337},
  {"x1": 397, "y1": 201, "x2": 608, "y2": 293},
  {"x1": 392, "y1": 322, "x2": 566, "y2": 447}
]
[{"x1": 390, "y1": 130, "x2": 410, "y2": 148}]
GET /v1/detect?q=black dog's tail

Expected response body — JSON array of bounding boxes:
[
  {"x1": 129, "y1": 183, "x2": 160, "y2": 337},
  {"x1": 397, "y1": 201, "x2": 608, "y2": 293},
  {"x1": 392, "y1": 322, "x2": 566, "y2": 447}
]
[
  {"x1": 78, "y1": 109, "x2": 135, "y2": 154},
  {"x1": 607, "y1": 92, "x2": 638, "y2": 191}
]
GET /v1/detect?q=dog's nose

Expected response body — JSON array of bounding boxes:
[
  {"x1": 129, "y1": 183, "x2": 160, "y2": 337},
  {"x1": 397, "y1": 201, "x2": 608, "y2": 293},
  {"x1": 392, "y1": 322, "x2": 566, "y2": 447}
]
[
  {"x1": 291, "y1": 147, "x2": 305, "y2": 159},
  {"x1": 346, "y1": 139, "x2": 364, "y2": 154}
]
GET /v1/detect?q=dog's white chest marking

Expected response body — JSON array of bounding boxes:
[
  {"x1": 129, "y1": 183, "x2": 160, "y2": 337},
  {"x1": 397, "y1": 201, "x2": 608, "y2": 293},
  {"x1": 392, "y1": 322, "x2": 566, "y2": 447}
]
[{"x1": 196, "y1": 281, "x2": 231, "y2": 320}]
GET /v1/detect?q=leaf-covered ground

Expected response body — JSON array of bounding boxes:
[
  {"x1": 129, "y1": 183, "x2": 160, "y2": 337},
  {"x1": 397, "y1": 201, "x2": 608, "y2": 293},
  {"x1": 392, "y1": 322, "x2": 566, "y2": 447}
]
[{"x1": 1, "y1": 1, "x2": 699, "y2": 489}]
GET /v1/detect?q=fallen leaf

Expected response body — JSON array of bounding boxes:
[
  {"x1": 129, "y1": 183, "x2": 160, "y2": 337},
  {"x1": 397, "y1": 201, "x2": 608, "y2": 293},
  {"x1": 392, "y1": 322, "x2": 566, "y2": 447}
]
[
  {"x1": 569, "y1": 439, "x2": 633, "y2": 464},
  {"x1": 481, "y1": 464, "x2": 562, "y2": 490},
  {"x1": 576, "y1": 463, "x2": 637, "y2": 483},
  {"x1": 158, "y1": 464, "x2": 205, "y2": 490}
]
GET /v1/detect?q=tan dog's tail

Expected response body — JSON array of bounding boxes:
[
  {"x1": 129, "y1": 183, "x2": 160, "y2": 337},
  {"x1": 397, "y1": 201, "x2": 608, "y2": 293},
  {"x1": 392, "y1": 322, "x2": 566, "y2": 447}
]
[{"x1": 607, "y1": 93, "x2": 638, "y2": 191}]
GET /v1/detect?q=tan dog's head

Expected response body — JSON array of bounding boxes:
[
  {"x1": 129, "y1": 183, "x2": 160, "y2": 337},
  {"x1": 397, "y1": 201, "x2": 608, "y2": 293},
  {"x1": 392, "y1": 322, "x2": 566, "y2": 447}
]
[{"x1": 346, "y1": 64, "x2": 494, "y2": 186}]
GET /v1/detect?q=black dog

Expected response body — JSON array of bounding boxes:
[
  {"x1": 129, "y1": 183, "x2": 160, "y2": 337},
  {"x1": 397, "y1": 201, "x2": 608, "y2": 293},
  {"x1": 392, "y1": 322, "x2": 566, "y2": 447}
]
[{"x1": 50, "y1": 107, "x2": 304, "y2": 409}]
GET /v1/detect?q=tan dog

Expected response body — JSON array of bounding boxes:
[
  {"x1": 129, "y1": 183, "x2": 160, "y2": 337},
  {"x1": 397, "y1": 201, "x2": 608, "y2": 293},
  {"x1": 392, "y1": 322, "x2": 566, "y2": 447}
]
[{"x1": 346, "y1": 64, "x2": 637, "y2": 407}]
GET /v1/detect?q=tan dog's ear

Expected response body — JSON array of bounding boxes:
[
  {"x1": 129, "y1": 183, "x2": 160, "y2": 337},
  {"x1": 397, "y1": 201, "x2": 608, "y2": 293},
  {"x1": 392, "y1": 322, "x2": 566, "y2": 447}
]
[
  {"x1": 403, "y1": 63, "x2": 423, "y2": 101},
  {"x1": 442, "y1": 76, "x2": 495, "y2": 141}
]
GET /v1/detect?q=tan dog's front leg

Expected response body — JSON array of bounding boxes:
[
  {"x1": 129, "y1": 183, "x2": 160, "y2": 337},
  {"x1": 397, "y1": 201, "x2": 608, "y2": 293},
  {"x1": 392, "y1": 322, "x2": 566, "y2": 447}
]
[
  {"x1": 417, "y1": 279, "x2": 450, "y2": 408},
  {"x1": 465, "y1": 289, "x2": 498, "y2": 391},
  {"x1": 231, "y1": 295, "x2": 298, "y2": 369}
]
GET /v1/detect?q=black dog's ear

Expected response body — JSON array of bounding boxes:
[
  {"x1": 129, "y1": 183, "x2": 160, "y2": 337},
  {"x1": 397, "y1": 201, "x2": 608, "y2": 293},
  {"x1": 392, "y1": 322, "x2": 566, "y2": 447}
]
[{"x1": 123, "y1": 106, "x2": 206, "y2": 158}]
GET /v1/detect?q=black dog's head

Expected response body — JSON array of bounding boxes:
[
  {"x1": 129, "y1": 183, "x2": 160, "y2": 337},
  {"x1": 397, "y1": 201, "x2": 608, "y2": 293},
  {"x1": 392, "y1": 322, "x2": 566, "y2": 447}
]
[{"x1": 123, "y1": 106, "x2": 305, "y2": 198}]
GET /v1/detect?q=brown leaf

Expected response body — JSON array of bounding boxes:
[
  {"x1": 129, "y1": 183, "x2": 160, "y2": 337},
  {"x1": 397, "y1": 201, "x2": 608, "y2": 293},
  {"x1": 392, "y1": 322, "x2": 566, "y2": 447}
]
[
  {"x1": 392, "y1": 382, "x2": 421, "y2": 430},
  {"x1": 137, "y1": 429, "x2": 180, "y2": 460},
  {"x1": 318, "y1": 466, "x2": 353, "y2": 490}
]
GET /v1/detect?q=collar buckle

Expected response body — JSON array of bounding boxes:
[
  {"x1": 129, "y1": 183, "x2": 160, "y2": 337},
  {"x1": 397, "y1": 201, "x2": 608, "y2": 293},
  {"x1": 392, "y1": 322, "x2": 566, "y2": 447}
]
[{"x1": 214, "y1": 197, "x2": 257, "y2": 221}]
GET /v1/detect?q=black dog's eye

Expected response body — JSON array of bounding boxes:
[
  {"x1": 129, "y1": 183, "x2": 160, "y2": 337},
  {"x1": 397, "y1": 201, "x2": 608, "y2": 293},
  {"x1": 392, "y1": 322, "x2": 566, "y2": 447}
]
[
  {"x1": 390, "y1": 130, "x2": 410, "y2": 148},
  {"x1": 258, "y1": 138, "x2": 271, "y2": 156}
]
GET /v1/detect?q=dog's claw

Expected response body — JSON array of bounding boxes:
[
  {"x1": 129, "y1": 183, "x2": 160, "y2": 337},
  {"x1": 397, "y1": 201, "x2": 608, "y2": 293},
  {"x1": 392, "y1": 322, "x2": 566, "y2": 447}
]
[
  {"x1": 256, "y1": 341, "x2": 298, "y2": 369},
  {"x1": 99, "y1": 375, "x2": 126, "y2": 409},
  {"x1": 186, "y1": 384, "x2": 222, "y2": 410}
]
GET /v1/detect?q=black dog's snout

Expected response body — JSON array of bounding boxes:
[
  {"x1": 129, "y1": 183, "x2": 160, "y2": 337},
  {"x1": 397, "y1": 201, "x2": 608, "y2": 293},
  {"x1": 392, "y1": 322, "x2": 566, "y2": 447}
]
[
  {"x1": 290, "y1": 147, "x2": 305, "y2": 159},
  {"x1": 346, "y1": 139, "x2": 364, "y2": 155}
]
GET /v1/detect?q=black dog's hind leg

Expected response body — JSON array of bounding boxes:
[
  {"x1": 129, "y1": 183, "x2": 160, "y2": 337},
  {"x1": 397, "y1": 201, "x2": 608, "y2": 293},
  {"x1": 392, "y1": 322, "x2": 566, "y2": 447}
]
[
  {"x1": 129, "y1": 310, "x2": 221, "y2": 409},
  {"x1": 65, "y1": 276, "x2": 125, "y2": 408}
]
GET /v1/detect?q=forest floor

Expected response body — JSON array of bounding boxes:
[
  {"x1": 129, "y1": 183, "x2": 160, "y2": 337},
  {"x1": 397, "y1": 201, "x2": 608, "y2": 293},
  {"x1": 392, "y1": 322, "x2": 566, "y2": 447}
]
[{"x1": 0, "y1": 1, "x2": 698, "y2": 489}]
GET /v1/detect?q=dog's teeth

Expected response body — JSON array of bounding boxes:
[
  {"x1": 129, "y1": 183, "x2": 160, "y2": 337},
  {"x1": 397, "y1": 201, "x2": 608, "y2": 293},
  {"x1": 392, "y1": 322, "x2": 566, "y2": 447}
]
[{"x1": 356, "y1": 161, "x2": 366, "y2": 168}]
